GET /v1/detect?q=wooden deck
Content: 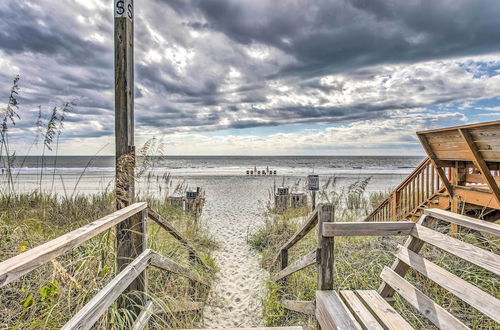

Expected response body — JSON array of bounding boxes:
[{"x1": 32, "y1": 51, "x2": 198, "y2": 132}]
[{"x1": 365, "y1": 120, "x2": 500, "y2": 223}]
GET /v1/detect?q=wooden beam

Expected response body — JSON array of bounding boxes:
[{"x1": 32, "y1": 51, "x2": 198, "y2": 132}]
[
  {"x1": 380, "y1": 267, "x2": 469, "y2": 330},
  {"x1": 149, "y1": 251, "x2": 207, "y2": 285},
  {"x1": 147, "y1": 208, "x2": 209, "y2": 271},
  {"x1": 132, "y1": 300, "x2": 156, "y2": 330},
  {"x1": 340, "y1": 291, "x2": 383, "y2": 330},
  {"x1": 316, "y1": 290, "x2": 362, "y2": 330},
  {"x1": 0, "y1": 202, "x2": 147, "y2": 287},
  {"x1": 395, "y1": 245, "x2": 500, "y2": 322},
  {"x1": 424, "y1": 208, "x2": 500, "y2": 236},
  {"x1": 62, "y1": 249, "x2": 152, "y2": 330},
  {"x1": 317, "y1": 204, "x2": 334, "y2": 291},
  {"x1": 322, "y1": 222, "x2": 414, "y2": 237},
  {"x1": 378, "y1": 214, "x2": 432, "y2": 299},
  {"x1": 417, "y1": 134, "x2": 453, "y2": 195},
  {"x1": 274, "y1": 209, "x2": 318, "y2": 265},
  {"x1": 281, "y1": 299, "x2": 315, "y2": 315},
  {"x1": 410, "y1": 224, "x2": 500, "y2": 276},
  {"x1": 459, "y1": 128, "x2": 500, "y2": 205},
  {"x1": 356, "y1": 290, "x2": 414, "y2": 330},
  {"x1": 272, "y1": 250, "x2": 316, "y2": 282}
]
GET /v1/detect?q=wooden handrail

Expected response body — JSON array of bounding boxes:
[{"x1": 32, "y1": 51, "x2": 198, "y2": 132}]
[
  {"x1": 322, "y1": 222, "x2": 415, "y2": 237},
  {"x1": 273, "y1": 209, "x2": 318, "y2": 266},
  {"x1": 424, "y1": 208, "x2": 500, "y2": 236},
  {"x1": 0, "y1": 202, "x2": 147, "y2": 287},
  {"x1": 272, "y1": 250, "x2": 317, "y2": 282},
  {"x1": 150, "y1": 250, "x2": 208, "y2": 285},
  {"x1": 63, "y1": 249, "x2": 153, "y2": 330}
]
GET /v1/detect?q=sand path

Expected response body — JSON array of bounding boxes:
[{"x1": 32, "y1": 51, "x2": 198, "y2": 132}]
[{"x1": 201, "y1": 177, "x2": 269, "y2": 328}]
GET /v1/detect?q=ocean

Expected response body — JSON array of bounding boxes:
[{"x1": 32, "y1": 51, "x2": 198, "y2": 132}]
[{"x1": 5, "y1": 155, "x2": 424, "y2": 195}]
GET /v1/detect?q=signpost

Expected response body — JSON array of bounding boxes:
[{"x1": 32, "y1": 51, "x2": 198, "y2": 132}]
[
  {"x1": 308, "y1": 175, "x2": 319, "y2": 210},
  {"x1": 114, "y1": 0, "x2": 145, "y2": 314}
]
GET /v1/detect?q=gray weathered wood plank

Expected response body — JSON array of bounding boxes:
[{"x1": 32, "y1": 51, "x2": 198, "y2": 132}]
[
  {"x1": 323, "y1": 222, "x2": 414, "y2": 237},
  {"x1": 281, "y1": 299, "x2": 315, "y2": 315},
  {"x1": 0, "y1": 202, "x2": 147, "y2": 287},
  {"x1": 356, "y1": 290, "x2": 414, "y2": 330},
  {"x1": 316, "y1": 290, "x2": 362, "y2": 330},
  {"x1": 378, "y1": 214, "x2": 434, "y2": 298},
  {"x1": 424, "y1": 208, "x2": 500, "y2": 237},
  {"x1": 63, "y1": 249, "x2": 152, "y2": 330},
  {"x1": 380, "y1": 267, "x2": 469, "y2": 330},
  {"x1": 272, "y1": 250, "x2": 316, "y2": 282},
  {"x1": 132, "y1": 300, "x2": 156, "y2": 330},
  {"x1": 410, "y1": 223, "x2": 500, "y2": 276},
  {"x1": 395, "y1": 245, "x2": 500, "y2": 322},
  {"x1": 149, "y1": 251, "x2": 206, "y2": 285},
  {"x1": 274, "y1": 209, "x2": 318, "y2": 265},
  {"x1": 147, "y1": 208, "x2": 209, "y2": 271},
  {"x1": 340, "y1": 290, "x2": 383, "y2": 330}
]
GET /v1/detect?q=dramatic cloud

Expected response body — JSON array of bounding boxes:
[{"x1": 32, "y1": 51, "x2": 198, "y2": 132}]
[{"x1": 0, "y1": 0, "x2": 499, "y2": 154}]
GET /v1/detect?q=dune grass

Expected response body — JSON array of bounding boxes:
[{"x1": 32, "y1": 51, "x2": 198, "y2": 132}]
[
  {"x1": 0, "y1": 191, "x2": 217, "y2": 329},
  {"x1": 249, "y1": 180, "x2": 499, "y2": 329}
]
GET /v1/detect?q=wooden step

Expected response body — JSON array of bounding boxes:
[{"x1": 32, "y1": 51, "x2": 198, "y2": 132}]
[{"x1": 190, "y1": 327, "x2": 305, "y2": 330}]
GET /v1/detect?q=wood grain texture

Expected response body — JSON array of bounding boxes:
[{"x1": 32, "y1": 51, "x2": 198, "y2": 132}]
[
  {"x1": 62, "y1": 249, "x2": 152, "y2": 330},
  {"x1": 132, "y1": 300, "x2": 156, "y2": 330},
  {"x1": 459, "y1": 128, "x2": 500, "y2": 204},
  {"x1": 417, "y1": 134, "x2": 453, "y2": 195},
  {"x1": 378, "y1": 214, "x2": 431, "y2": 298},
  {"x1": 149, "y1": 251, "x2": 206, "y2": 285},
  {"x1": 281, "y1": 299, "x2": 315, "y2": 315},
  {"x1": 275, "y1": 209, "x2": 318, "y2": 264},
  {"x1": 316, "y1": 290, "x2": 362, "y2": 330},
  {"x1": 395, "y1": 245, "x2": 500, "y2": 322},
  {"x1": 356, "y1": 290, "x2": 414, "y2": 330},
  {"x1": 424, "y1": 208, "x2": 500, "y2": 236},
  {"x1": 273, "y1": 250, "x2": 316, "y2": 282},
  {"x1": 323, "y1": 222, "x2": 414, "y2": 237},
  {"x1": 410, "y1": 223, "x2": 500, "y2": 276},
  {"x1": 380, "y1": 267, "x2": 469, "y2": 330},
  {"x1": 0, "y1": 202, "x2": 147, "y2": 287},
  {"x1": 317, "y1": 204, "x2": 334, "y2": 291},
  {"x1": 340, "y1": 290, "x2": 383, "y2": 330},
  {"x1": 147, "y1": 208, "x2": 209, "y2": 271}
]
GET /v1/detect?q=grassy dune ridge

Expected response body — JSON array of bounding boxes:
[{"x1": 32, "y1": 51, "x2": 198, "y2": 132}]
[
  {"x1": 249, "y1": 181, "x2": 499, "y2": 329},
  {"x1": 0, "y1": 192, "x2": 217, "y2": 329}
]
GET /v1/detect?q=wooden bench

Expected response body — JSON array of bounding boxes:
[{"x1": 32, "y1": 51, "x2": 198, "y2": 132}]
[{"x1": 274, "y1": 204, "x2": 500, "y2": 329}]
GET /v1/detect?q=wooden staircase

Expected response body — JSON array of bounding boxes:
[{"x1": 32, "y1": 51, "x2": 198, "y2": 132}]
[{"x1": 365, "y1": 120, "x2": 500, "y2": 223}]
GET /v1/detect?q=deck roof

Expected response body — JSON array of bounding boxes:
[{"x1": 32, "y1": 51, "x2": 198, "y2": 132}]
[{"x1": 416, "y1": 120, "x2": 500, "y2": 163}]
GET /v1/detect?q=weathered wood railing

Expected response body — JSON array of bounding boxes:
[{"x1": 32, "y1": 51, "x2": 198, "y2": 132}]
[
  {"x1": 274, "y1": 203, "x2": 500, "y2": 329},
  {"x1": 272, "y1": 204, "x2": 334, "y2": 317},
  {"x1": 0, "y1": 202, "x2": 210, "y2": 330},
  {"x1": 273, "y1": 204, "x2": 500, "y2": 329},
  {"x1": 365, "y1": 157, "x2": 452, "y2": 222}
]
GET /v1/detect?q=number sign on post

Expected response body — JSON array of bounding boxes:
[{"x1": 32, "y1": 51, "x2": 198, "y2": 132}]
[
  {"x1": 115, "y1": 0, "x2": 133, "y2": 21},
  {"x1": 308, "y1": 175, "x2": 319, "y2": 191}
]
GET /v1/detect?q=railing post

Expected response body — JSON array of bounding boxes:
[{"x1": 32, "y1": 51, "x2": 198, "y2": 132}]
[
  {"x1": 391, "y1": 191, "x2": 398, "y2": 220},
  {"x1": 316, "y1": 203, "x2": 334, "y2": 330},
  {"x1": 279, "y1": 248, "x2": 289, "y2": 288},
  {"x1": 317, "y1": 203, "x2": 334, "y2": 290}
]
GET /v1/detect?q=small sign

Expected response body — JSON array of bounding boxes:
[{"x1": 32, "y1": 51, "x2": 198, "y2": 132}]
[
  {"x1": 115, "y1": 0, "x2": 133, "y2": 21},
  {"x1": 308, "y1": 175, "x2": 319, "y2": 191}
]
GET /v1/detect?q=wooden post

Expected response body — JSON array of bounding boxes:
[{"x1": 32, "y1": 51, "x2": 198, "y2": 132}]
[
  {"x1": 316, "y1": 203, "x2": 334, "y2": 330},
  {"x1": 114, "y1": 0, "x2": 145, "y2": 314},
  {"x1": 317, "y1": 203, "x2": 334, "y2": 290},
  {"x1": 312, "y1": 190, "x2": 316, "y2": 211},
  {"x1": 279, "y1": 249, "x2": 289, "y2": 289}
]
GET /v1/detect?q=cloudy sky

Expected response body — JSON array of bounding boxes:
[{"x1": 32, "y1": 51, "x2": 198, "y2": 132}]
[{"x1": 1, "y1": 0, "x2": 500, "y2": 156}]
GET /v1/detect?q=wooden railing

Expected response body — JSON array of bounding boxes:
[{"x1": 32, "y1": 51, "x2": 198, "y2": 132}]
[
  {"x1": 272, "y1": 204, "x2": 334, "y2": 316},
  {"x1": 274, "y1": 203, "x2": 500, "y2": 329},
  {"x1": 0, "y1": 203, "x2": 210, "y2": 330},
  {"x1": 365, "y1": 157, "x2": 452, "y2": 222}
]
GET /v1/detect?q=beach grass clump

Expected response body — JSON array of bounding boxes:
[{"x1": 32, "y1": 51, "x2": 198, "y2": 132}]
[
  {"x1": 0, "y1": 192, "x2": 217, "y2": 329},
  {"x1": 251, "y1": 179, "x2": 499, "y2": 329}
]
